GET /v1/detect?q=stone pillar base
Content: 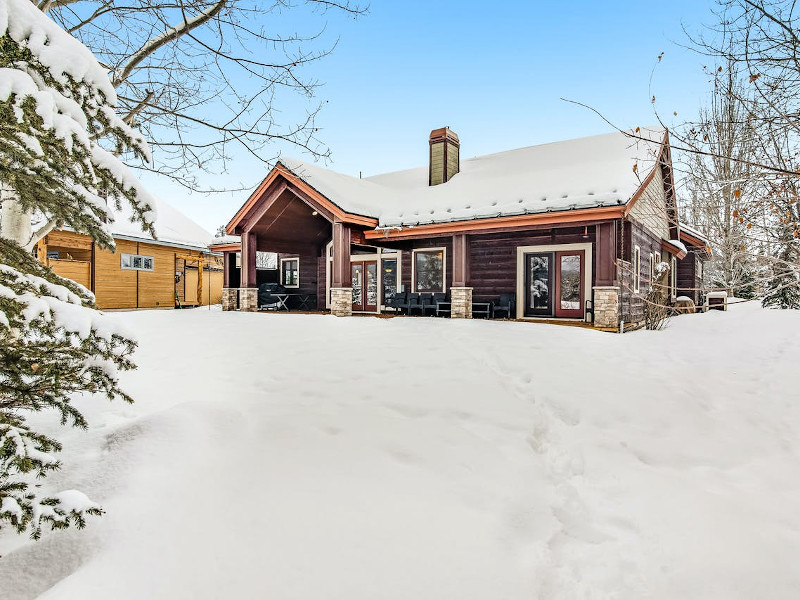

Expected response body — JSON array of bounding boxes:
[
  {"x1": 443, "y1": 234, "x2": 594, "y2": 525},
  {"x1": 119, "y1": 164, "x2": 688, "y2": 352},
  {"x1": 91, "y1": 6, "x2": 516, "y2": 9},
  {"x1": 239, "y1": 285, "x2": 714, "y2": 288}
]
[
  {"x1": 222, "y1": 288, "x2": 238, "y2": 311},
  {"x1": 593, "y1": 286, "x2": 620, "y2": 328},
  {"x1": 239, "y1": 287, "x2": 258, "y2": 312},
  {"x1": 330, "y1": 287, "x2": 353, "y2": 317},
  {"x1": 450, "y1": 287, "x2": 473, "y2": 319}
]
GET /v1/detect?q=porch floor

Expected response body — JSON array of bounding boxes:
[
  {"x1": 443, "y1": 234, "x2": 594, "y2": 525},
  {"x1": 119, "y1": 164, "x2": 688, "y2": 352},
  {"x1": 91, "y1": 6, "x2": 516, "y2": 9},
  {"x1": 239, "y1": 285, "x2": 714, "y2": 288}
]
[{"x1": 253, "y1": 308, "x2": 608, "y2": 329}]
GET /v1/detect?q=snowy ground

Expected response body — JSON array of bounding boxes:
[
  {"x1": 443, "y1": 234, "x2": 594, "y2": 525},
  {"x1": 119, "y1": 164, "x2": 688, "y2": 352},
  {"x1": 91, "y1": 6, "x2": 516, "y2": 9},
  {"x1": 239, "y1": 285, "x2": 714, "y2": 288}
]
[{"x1": 1, "y1": 303, "x2": 799, "y2": 599}]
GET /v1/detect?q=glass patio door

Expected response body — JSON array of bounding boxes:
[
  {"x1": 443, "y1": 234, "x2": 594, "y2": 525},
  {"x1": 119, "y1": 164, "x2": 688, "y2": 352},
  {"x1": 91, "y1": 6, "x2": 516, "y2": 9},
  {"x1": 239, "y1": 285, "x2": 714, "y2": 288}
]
[
  {"x1": 554, "y1": 251, "x2": 584, "y2": 318},
  {"x1": 351, "y1": 260, "x2": 378, "y2": 312},
  {"x1": 352, "y1": 263, "x2": 364, "y2": 311},
  {"x1": 524, "y1": 252, "x2": 553, "y2": 317},
  {"x1": 524, "y1": 250, "x2": 585, "y2": 318}
]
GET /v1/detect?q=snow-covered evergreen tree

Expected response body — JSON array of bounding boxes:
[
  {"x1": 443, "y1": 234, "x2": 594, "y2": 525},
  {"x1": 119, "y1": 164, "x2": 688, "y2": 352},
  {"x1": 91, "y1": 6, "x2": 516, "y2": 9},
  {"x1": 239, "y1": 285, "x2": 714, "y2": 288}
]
[
  {"x1": 1, "y1": 0, "x2": 155, "y2": 537},
  {"x1": 762, "y1": 201, "x2": 800, "y2": 309}
]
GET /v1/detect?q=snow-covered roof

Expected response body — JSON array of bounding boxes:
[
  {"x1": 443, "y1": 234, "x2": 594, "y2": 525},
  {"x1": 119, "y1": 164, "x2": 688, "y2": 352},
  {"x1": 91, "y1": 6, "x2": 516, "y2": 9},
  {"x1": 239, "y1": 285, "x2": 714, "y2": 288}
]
[
  {"x1": 109, "y1": 196, "x2": 214, "y2": 251},
  {"x1": 209, "y1": 234, "x2": 240, "y2": 247},
  {"x1": 277, "y1": 127, "x2": 666, "y2": 228},
  {"x1": 680, "y1": 223, "x2": 710, "y2": 246}
]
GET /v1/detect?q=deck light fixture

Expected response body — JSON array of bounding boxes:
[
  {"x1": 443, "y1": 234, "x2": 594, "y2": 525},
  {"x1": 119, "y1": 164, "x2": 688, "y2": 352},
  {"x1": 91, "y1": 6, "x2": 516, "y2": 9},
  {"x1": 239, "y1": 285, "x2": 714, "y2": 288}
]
[{"x1": 311, "y1": 210, "x2": 318, "y2": 216}]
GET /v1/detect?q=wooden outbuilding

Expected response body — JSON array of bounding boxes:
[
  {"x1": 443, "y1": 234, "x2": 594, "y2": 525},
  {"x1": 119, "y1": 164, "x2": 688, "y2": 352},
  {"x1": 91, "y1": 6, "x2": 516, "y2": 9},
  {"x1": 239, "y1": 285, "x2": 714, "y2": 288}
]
[{"x1": 37, "y1": 197, "x2": 222, "y2": 310}]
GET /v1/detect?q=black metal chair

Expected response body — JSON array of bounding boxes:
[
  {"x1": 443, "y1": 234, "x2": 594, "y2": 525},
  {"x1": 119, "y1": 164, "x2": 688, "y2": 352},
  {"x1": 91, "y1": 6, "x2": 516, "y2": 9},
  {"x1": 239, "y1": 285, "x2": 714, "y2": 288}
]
[
  {"x1": 407, "y1": 293, "x2": 423, "y2": 315},
  {"x1": 472, "y1": 301, "x2": 492, "y2": 318},
  {"x1": 492, "y1": 292, "x2": 516, "y2": 319},
  {"x1": 436, "y1": 292, "x2": 451, "y2": 317},
  {"x1": 385, "y1": 291, "x2": 406, "y2": 313},
  {"x1": 420, "y1": 293, "x2": 436, "y2": 316}
]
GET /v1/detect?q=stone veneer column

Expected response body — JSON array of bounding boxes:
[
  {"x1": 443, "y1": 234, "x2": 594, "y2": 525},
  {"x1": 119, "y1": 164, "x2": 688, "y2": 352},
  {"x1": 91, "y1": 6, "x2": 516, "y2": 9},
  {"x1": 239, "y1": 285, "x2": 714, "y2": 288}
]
[
  {"x1": 450, "y1": 287, "x2": 473, "y2": 319},
  {"x1": 239, "y1": 288, "x2": 258, "y2": 312},
  {"x1": 221, "y1": 288, "x2": 238, "y2": 311},
  {"x1": 330, "y1": 287, "x2": 353, "y2": 317},
  {"x1": 592, "y1": 286, "x2": 620, "y2": 329}
]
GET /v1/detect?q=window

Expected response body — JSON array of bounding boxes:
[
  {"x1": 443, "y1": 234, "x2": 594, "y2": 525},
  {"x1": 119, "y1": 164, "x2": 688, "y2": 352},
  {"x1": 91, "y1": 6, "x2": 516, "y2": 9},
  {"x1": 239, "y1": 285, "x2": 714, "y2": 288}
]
[
  {"x1": 381, "y1": 258, "x2": 398, "y2": 305},
  {"x1": 633, "y1": 245, "x2": 641, "y2": 293},
  {"x1": 256, "y1": 251, "x2": 278, "y2": 270},
  {"x1": 413, "y1": 248, "x2": 445, "y2": 292},
  {"x1": 281, "y1": 257, "x2": 299, "y2": 288},
  {"x1": 649, "y1": 252, "x2": 655, "y2": 287},
  {"x1": 671, "y1": 257, "x2": 677, "y2": 299},
  {"x1": 121, "y1": 253, "x2": 154, "y2": 271}
]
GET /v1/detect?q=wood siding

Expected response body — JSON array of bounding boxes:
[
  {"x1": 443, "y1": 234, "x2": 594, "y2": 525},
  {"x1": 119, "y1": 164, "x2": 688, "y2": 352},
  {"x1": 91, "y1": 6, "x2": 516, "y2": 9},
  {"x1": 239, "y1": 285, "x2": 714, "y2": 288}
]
[
  {"x1": 429, "y1": 143, "x2": 445, "y2": 186},
  {"x1": 317, "y1": 255, "x2": 327, "y2": 308},
  {"x1": 276, "y1": 251, "x2": 319, "y2": 308},
  {"x1": 50, "y1": 259, "x2": 91, "y2": 290},
  {"x1": 621, "y1": 220, "x2": 663, "y2": 324},
  {"x1": 468, "y1": 227, "x2": 597, "y2": 303},
  {"x1": 628, "y1": 166, "x2": 670, "y2": 240},
  {"x1": 95, "y1": 239, "x2": 138, "y2": 309},
  {"x1": 677, "y1": 251, "x2": 702, "y2": 305},
  {"x1": 43, "y1": 230, "x2": 221, "y2": 309}
]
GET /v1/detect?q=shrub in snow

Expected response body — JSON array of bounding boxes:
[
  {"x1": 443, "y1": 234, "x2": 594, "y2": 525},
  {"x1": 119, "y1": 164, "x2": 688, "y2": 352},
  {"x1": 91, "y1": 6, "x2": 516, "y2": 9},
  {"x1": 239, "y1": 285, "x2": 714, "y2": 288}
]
[
  {"x1": 644, "y1": 261, "x2": 672, "y2": 330},
  {"x1": 0, "y1": 0, "x2": 151, "y2": 538}
]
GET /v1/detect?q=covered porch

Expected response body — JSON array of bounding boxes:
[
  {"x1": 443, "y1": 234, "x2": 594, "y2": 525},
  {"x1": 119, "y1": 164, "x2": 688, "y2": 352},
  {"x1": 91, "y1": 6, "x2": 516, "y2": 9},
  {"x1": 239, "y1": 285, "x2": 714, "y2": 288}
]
[{"x1": 221, "y1": 165, "x2": 378, "y2": 315}]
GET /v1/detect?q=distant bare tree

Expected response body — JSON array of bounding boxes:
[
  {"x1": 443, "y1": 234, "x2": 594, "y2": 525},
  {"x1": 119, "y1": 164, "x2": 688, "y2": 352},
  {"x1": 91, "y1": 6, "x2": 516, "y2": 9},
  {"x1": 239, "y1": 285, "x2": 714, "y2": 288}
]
[
  {"x1": 683, "y1": 0, "x2": 800, "y2": 306},
  {"x1": 680, "y1": 61, "x2": 761, "y2": 297}
]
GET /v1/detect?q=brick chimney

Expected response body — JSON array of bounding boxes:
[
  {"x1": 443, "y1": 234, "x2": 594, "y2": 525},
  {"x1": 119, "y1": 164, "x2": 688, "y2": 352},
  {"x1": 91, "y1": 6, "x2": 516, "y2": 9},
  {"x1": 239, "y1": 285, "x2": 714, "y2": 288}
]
[{"x1": 429, "y1": 127, "x2": 460, "y2": 186}]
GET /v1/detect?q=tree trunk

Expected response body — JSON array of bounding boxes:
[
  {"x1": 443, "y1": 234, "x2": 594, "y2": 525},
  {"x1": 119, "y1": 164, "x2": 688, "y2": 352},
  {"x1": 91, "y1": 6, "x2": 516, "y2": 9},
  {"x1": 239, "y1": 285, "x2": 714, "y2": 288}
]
[{"x1": 0, "y1": 185, "x2": 33, "y2": 248}]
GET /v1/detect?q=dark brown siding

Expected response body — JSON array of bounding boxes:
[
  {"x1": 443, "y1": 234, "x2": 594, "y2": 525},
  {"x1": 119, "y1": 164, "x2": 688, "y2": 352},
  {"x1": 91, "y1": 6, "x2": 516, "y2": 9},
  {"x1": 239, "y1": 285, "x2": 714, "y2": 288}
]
[
  {"x1": 677, "y1": 250, "x2": 702, "y2": 305},
  {"x1": 469, "y1": 227, "x2": 595, "y2": 303},
  {"x1": 623, "y1": 219, "x2": 665, "y2": 324},
  {"x1": 276, "y1": 251, "x2": 318, "y2": 307},
  {"x1": 317, "y1": 255, "x2": 327, "y2": 309}
]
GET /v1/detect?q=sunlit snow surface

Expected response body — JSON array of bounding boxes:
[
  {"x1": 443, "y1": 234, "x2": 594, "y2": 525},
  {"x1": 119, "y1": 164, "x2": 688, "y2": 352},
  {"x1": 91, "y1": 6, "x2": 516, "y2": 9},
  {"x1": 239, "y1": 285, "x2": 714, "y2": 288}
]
[{"x1": 1, "y1": 303, "x2": 799, "y2": 599}]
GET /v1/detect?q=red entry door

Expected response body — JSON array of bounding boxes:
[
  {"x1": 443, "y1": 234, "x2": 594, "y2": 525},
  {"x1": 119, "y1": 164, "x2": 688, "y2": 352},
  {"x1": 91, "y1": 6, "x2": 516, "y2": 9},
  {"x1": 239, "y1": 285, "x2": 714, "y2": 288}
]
[
  {"x1": 554, "y1": 251, "x2": 585, "y2": 318},
  {"x1": 351, "y1": 260, "x2": 378, "y2": 312}
]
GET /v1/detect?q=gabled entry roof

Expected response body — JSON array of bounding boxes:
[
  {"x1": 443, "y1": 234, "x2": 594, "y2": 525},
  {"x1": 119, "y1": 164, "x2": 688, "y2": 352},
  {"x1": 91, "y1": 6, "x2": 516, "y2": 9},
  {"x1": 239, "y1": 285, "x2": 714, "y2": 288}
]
[{"x1": 227, "y1": 127, "x2": 670, "y2": 236}]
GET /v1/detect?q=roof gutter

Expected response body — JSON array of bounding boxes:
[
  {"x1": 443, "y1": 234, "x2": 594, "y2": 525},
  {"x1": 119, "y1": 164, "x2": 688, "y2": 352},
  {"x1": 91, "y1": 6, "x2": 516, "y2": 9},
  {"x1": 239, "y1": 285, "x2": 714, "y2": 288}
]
[{"x1": 364, "y1": 205, "x2": 625, "y2": 240}]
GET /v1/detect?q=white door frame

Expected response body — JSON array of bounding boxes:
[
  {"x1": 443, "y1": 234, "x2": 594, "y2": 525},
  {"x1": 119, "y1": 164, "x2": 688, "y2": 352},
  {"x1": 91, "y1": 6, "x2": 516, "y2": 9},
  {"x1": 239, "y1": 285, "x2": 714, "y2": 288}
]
[
  {"x1": 325, "y1": 243, "x2": 402, "y2": 313},
  {"x1": 515, "y1": 242, "x2": 593, "y2": 320}
]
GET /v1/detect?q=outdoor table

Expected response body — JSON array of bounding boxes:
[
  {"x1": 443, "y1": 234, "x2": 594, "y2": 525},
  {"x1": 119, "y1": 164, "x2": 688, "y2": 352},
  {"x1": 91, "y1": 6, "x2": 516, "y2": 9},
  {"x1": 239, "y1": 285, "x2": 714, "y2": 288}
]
[{"x1": 271, "y1": 293, "x2": 314, "y2": 311}]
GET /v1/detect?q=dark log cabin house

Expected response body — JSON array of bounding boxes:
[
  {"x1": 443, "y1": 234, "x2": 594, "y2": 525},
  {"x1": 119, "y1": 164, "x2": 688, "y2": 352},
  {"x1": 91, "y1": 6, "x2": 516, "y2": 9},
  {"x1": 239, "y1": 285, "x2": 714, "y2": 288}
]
[{"x1": 215, "y1": 127, "x2": 708, "y2": 329}]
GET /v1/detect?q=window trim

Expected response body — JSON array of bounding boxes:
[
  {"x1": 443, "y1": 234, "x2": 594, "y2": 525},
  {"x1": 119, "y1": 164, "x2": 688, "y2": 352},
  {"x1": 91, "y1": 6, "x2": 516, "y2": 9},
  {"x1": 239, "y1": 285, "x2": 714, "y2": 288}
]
[
  {"x1": 411, "y1": 247, "x2": 447, "y2": 293},
  {"x1": 324, "y1": 242, "x2": 402, "y2": 311},
  {"x1": 633, "y1": 245, "x2": 641, "y2": 293},
  {"x1": 121, "y1": 253, "x2": 154, "y2": 272},
  {"x1": 671, "y1": 256, "x2": 677, "y2": 300},
  {"x1": 280, "y1": 257, "x2": 300, "y2": 288}
]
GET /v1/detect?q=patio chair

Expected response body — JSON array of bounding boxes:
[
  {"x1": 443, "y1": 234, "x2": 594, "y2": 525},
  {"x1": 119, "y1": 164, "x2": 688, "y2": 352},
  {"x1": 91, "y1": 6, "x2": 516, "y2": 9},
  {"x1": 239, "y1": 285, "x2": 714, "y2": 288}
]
[
  {"x1": 472, "y1": 301, "x2": 492, "y2": 319},
  {"x1": 407, "y1": 293, "x2": 423, "y2": 315},
  {"x1": 492, "y1": 293, "x2": 516, "y2": 319},
  {"x1": 385, "y1": 291, "x2": 406, "y2": 313},
  {"x1": 435, "y1": 293, "x2": 451, "y2": 317},
  {"x1": 420, "y1": 293, "x2": 436, "y2": 316}
]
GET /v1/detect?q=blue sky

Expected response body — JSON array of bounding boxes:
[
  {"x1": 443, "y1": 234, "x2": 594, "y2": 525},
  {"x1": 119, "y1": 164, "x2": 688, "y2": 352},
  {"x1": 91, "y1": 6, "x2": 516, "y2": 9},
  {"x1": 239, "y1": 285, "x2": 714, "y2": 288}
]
[{"x1": 139, "y1": 0, "x2": 720, "y2": 233}]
